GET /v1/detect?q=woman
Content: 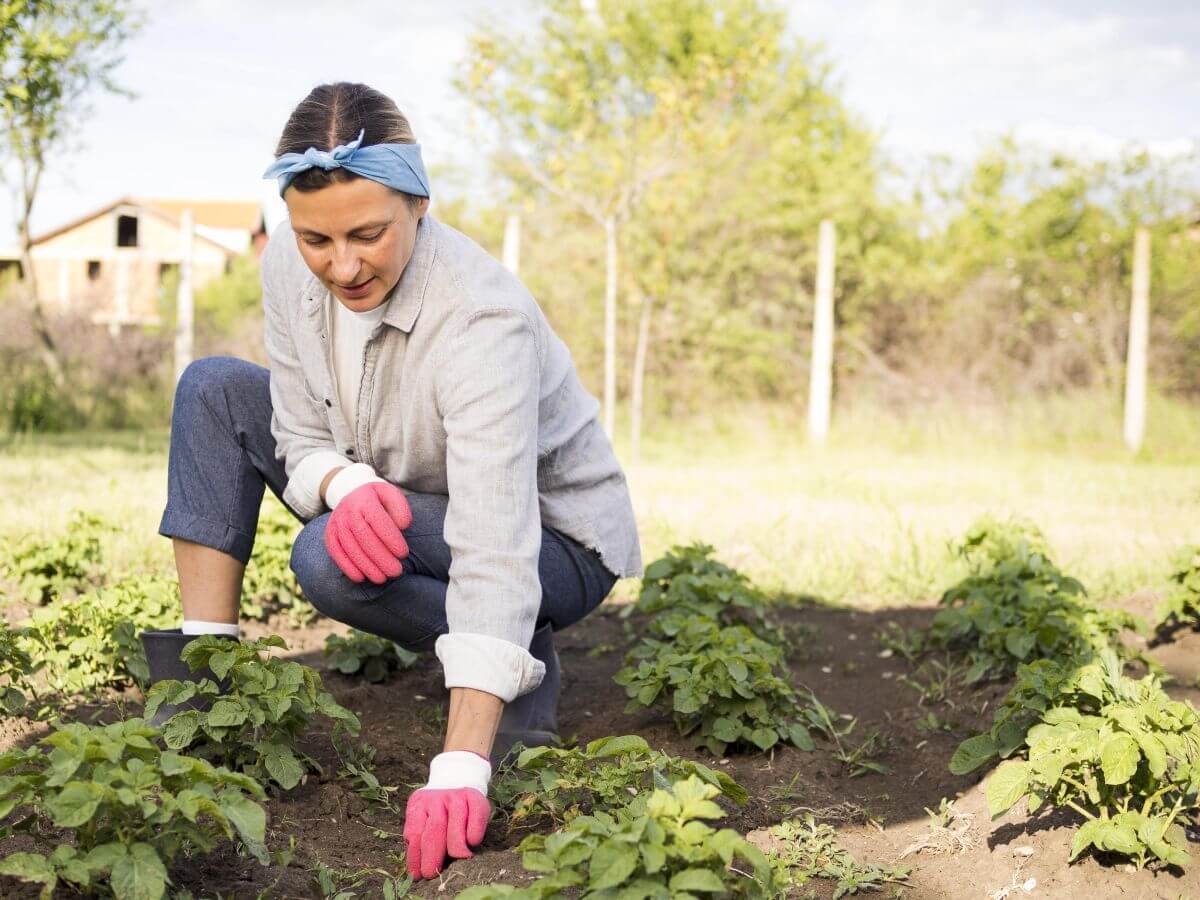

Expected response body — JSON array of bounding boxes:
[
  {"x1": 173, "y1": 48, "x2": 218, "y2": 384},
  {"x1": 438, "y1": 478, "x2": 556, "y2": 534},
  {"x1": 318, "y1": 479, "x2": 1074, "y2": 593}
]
[{"x1": 139, "y1": 82, "x2": 642, "y2": 880}]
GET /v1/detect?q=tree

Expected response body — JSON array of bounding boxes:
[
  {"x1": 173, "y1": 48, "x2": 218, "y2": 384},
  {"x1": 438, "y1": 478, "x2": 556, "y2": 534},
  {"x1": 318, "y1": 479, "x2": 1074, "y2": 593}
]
[{"x1": 0, "y1": 0, "x2": 143, "y2": 385}]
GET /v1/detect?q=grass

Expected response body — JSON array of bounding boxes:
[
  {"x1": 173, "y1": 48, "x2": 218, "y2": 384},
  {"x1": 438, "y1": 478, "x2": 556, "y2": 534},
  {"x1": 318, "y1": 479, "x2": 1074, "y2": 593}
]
[{"x1": 3, "y1": 390, "x2": 1199, "y2": 610}]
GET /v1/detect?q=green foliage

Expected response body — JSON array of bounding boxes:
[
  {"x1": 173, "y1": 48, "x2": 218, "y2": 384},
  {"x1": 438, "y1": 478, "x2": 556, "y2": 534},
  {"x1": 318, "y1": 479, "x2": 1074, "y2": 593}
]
[
  {"x1": 631, "y1": 541, "x2": 783, "y2": 642},
  {"x1": 0, "y1": 619, "x2": 42, "y2": 716},
  {"x1": 20, "y1": 573, "x2": 178, "y2": 695},
  {"x1": 1154, "y1": 545, "x2": 1200, "y2": 635},
  {"x1": 492, "y1": 734, "x2": 747, "y2": 827},
  {"x1": 984, "y1": 667, "x2": 1200, "y2": 869},
  {"x1": 1, "y1": 509, "x2": 112, "y2": 604},
  {"x1": 0, "y1": 718, "x2": 268, "y2": 900},
  {"x1": 765, "y1": 816, "x2": 911, "y2": 897},
  {"x1": 950, "y1": 651, "x2": 1122, "y2": 776},
  {"x1": 458, "y1": 776, "x2": 777, "y2": 899},
  {"x1": 615, "y1": 618, "x2": 814, "y2": 755},
  {"x1": 323, "y1": 629, "x2": 418, "y2": 683},
  {"x1": 144, "y1": 635, "x2": 360, "y2": 790},
  {"x1": 241, "y1": 497, "x2": 316, "y2": 626},
  {"x1": 927, "y1": 516, "x2": 1143, "y2": 683}
]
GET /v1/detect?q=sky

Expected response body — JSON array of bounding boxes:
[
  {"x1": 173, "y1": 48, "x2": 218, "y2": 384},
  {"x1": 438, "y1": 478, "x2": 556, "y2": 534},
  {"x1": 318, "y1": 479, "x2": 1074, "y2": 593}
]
[{"x1": 2, "y1": 0, "x2": 1197, "y2": 246}]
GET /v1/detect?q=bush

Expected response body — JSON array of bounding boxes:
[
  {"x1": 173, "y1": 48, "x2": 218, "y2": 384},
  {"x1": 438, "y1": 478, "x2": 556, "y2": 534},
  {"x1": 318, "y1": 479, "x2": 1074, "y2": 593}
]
[
  {"x1": 615, "y1": 619, "x2": 814, "y2": 755},
  {"x1": 459, "y1": 776, "x2": 777, "y2": 899},
  {"x1": 1154, "y1": 545, "x2": 1200, "y2": 635},
  {"x1": 323, "y1": 629, "x2": 417, "y2": 683},
  {"x1": 0, "y1": 718, "x2": 269, "y2": 900},
  {"x1": 1, "y1": 509, "x2": 113, "y2": 605},
  {"x1": 0, "y1": 620, "x2": 42, "y2": 717},
  {"x1": 926, "y1": 516, "x2": 1144, "y2": 682},
  {"x1": 20, "y1": 573, "x2": 179, "y2": 696},
  {"x1": 144, "y1": 635, "x2": 360, "y2": 790},
  {"x1": 492, "y1": 734, "x2": 747, "y2": 826}
]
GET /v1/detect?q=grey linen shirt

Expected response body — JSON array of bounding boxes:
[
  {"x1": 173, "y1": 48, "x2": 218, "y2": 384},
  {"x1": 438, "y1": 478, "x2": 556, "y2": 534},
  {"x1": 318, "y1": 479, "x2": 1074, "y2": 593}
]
[{"x1": 261, "y1": 214, "x2": 643, "y2": 702}]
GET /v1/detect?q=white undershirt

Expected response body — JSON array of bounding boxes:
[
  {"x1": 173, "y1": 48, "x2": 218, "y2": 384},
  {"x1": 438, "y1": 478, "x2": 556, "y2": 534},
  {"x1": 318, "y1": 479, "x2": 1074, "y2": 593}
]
[{"x1": 328, "y1": 293, "x2": 388, "y2": 435}]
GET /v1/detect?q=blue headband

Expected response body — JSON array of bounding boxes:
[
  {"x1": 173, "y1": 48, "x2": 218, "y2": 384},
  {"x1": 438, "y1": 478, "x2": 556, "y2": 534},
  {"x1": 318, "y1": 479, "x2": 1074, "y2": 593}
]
[{"x1": 262, "y1": 128, "x2": 431, "y2": 199}]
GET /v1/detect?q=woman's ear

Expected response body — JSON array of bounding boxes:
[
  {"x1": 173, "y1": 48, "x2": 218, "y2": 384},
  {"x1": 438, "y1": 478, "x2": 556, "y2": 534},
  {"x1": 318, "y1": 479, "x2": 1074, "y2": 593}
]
[{"x1": 417, "y1": 196, "x2": 431, "y2": 218}]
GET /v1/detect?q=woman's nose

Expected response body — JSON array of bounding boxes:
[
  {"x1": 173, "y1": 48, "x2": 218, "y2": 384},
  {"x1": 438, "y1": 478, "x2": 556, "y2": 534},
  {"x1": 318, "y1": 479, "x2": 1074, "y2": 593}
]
[{"x1": 330, "y1": 246, "x2": 362, "y2": 283}]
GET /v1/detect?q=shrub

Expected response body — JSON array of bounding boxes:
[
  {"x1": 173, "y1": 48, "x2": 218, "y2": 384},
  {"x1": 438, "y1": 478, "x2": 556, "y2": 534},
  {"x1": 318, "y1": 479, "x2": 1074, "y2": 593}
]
[
  {"x1": 0, "y1": 620, "x2": 42, "y2": 716},
  {"x1": 1, "y1": 509, "x2": 112, "y2": 605},
  {"x1": 1154, "y1": 545, "x2": 1200, "y2": 636},
  {"x1": 20, "y1": 573, "x2": 179, "y2": 696},
  {"x1": 984, "y1": 668, "x2": 1200, "y2": 869},
  {"x1": 615, "y1": 619, "x2": 814, "y2": 755},
  {"x1": 323, "y1": 629, "x2": 418, "y2": 683},
  {"x1": 458, "y1": 776, "x2": 777, "y2": 899},
  {"x1": 144, "y1": 635, "x2": 360, "y2": 790},
  {"x1": 492, "y1": 734, "x2": 747, "y2": 826},
  {"x1": 0, "y1": 718, "x2": 268, "y2": 900}
]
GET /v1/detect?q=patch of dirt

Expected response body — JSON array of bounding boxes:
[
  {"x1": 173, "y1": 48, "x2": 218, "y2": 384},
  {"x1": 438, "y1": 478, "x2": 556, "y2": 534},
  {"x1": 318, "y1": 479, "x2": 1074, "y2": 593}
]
[{"x1": 4, "y1": 601, "x2": 1200, "y2": 898}]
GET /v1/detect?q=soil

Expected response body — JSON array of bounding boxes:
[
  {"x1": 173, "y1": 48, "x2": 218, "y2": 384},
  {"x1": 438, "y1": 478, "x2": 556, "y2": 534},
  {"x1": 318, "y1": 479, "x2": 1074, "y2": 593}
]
[{"x1": 4, "y1": 595, "x2": 1200, "y2": 899}]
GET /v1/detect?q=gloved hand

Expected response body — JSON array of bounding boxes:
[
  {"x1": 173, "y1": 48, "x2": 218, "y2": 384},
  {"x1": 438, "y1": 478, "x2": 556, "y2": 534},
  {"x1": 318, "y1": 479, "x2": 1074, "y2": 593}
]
[
  {"x1": 404, "y1": 750, "x2": 492, "y2": 880},
  {"x1": 324, "y1": 464, "x2": 412, "y2": 584}
]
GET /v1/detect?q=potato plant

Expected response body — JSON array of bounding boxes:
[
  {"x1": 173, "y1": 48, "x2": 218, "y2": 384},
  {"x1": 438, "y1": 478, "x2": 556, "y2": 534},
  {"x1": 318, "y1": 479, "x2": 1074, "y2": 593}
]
[
  {"x1": 20, "y1": 573, "x2": 179, "y2": 695},
  {"x1": 492, "y1": 734, "x2": 748, "y2": 826},
  {"x1": 458, "y1": 777, "x2": 776, "y2": 899},
  {"x1": 0, "y1": 718, "x2": 269, "y2": 900},
  {"x1": 927, "y1": 516, "x2": 1143, "y2": 683},
  {"x1": 615, "y1": 619, "x2": 814, "y2": 755},
  {"x1": 1154, "y1": 545, "x2": 1200, "y2": 636},
  {"x1": 144, "y1": 635, "x2": 360, "y2": 790},
  {"x1": 984, "y1": 668, "x2": 1200, "y2": 869},
  {"x1": 0, "y1": 509, "x2": 112, "y2": 605},
  {"x1": 323, "y1": 629, "x2": 418, "y2": 683},
  {"x1": 630, "y1": 542, "x2": 783, "y2": 642},
  {"x1": 0, "y1": 620, "x2": 42, "y2": 717}
]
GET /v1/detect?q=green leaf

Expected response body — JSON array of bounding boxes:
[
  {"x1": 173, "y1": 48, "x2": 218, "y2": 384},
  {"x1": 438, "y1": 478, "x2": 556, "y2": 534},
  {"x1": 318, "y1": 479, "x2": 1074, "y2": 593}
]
[
  {"x1": 263, "y1": 745, "x2": 305, "y2": 789},
  {"x1": 591, "y1": 735, "x2": 651, "y2": 758},
  {"x1": 1099, "y1": 734, "x2": 1139, "y2": 786},
  {"x1": 45, "y1": 781, "x2": 104, "y2": 828},
  {"x1": 160, "y1": 711, "x2": 201, "y2": 749},
  {"x1": 747, "y1": 727, "x2": 778, "y2": 751},
  {"x1": 1095, "y1": 821, "x2": 1141, "y2": 856},
  {"x1": 641, "y1": 843, "x2": 666, "y2": 874},
  {"x1": 986, "y1": 761, "x2": 1030, "y2": 818},
  {"x1": 219, "y1": 793, "x2": 268, "y2": 863},
  {"x1": 950, "y1": 733, "x2": 997, "y2": 775},
  {"x1": 787, "y1": 723, "x2": 814, "y2": 751},
  {"x1": 669, "y1": 869, "x2": 725, "y2": 893},
  {"x1": 0, "y1": 852, "x2": 55, "y2": 887},
  {"x1": 110, "y1": 843, "x2": 167, "y2": 900},
  {"x1": 206, "y1": 699, "x2": 248, "y2": 727},
  {"x1": 1070, "y1": 819, "x2": 1102, "y2": 861},
  {"x1": 588, "y1": 839, "x2": 639, "y2": 891}
]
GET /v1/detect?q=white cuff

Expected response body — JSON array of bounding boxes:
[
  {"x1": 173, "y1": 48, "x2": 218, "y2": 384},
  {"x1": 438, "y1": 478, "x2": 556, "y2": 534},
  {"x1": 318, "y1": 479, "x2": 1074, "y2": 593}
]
[
  {"x1": 290, "y1": 450, "x2": 356, "y2": 514},
  {"x1": 425, "y1": 750, "x2": 492, "y2": 795},
  {"x1": 435, "y1": 632, "x2": 546, "y2": 703},
  {"x1": 325, "y1": 462, "x2": 387, "y2": 509}
]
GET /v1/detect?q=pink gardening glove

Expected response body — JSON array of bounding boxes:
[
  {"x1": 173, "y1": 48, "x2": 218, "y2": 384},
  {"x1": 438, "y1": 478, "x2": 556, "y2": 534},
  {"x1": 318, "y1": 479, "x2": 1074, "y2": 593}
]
[
  {"x1": 404, "y1": 751, "x2": 492, "y2": 880},
  {"x1": 324, "y1": 478, "x2": 412, "y2": 584}
]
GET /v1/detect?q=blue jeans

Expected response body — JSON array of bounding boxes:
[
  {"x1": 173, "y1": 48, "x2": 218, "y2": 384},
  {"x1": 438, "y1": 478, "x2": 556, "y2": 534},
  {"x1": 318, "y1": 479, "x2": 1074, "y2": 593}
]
[{"x1": 158, "y1": 356, "x2": 618, "y2": 650}]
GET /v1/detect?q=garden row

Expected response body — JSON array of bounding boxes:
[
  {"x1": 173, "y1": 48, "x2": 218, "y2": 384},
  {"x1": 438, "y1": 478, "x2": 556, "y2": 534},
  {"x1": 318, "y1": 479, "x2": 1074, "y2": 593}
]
[{"x1": 893, "y1": 516, "x2": 1200, "y2": 870}]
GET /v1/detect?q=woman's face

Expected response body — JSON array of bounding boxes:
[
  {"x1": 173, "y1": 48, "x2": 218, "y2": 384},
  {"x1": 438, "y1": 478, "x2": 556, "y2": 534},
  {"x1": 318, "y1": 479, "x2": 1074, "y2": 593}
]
[{"x1": 285, "y1": 177, "x2": 429, "y2": 313}]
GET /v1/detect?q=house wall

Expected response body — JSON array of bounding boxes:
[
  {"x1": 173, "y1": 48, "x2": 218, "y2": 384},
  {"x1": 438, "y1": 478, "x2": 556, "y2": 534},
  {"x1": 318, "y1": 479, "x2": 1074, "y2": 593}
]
[{"x1": 30, "y1": 206, "x2": 237, "y2": 326}]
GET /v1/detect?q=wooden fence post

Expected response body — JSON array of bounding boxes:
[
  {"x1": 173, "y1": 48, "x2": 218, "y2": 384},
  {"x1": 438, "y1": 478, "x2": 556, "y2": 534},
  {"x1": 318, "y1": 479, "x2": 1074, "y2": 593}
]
[
  {"x1": 1123, "y1": 226, "x2": 1151, "y2": 452},
  {"x1": 808, "y1": 219, "x2": 836, "y2": 446}
]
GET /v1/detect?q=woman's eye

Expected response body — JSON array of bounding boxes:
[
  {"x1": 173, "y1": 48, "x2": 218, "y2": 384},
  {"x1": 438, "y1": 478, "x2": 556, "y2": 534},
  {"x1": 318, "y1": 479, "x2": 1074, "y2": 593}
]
[
  {"x1": 303, "y1": 237, "x2": 326, "y2": 246},
  {"x1": 358, "y1": 232, "x2": 384, "y2": 243}
]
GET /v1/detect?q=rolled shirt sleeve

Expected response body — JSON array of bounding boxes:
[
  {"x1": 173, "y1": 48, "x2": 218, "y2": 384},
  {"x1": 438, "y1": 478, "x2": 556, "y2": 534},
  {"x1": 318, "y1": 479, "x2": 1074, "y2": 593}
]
[
  {"x1": 261, "y1": 230, "x2": 348, "y2": 520},
  {"x1": 433, "y1": 307, "x2": 546, "y2": 703}
]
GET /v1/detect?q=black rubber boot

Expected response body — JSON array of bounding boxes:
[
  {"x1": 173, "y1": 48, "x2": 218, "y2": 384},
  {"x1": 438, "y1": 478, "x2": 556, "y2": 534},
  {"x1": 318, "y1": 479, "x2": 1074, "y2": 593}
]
[
  {"x1": 140, "y1": 628, "x2": 237, "y2": 728},
  {"x1": 492, "y1": 623, "x2": 561, "y2": 768}
]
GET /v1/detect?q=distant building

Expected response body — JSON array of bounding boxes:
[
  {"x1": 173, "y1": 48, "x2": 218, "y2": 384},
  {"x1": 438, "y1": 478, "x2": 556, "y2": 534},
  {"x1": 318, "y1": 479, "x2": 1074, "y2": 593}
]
[{"x1": 0, "y1": 197, "x2": 265, "y2": 334}]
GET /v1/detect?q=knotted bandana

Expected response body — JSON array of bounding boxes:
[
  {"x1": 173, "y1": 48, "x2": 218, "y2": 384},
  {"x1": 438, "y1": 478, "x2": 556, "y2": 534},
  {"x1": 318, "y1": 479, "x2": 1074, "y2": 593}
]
[{"x1": 263, "y1": 128, "x2": 431, "y2": 199}]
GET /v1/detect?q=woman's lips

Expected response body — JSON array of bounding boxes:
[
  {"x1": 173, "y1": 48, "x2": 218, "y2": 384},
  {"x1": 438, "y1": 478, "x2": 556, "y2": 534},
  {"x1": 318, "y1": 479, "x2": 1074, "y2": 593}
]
[{"x1": 337, "y1": 277, "x2": 374, "y2": 297}]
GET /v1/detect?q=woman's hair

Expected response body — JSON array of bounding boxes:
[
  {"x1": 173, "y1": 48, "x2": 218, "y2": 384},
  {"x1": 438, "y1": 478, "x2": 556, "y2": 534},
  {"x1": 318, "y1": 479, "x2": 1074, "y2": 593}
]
[{"x1": 274, "y1": 82, "x2": 424, "y2": 210}]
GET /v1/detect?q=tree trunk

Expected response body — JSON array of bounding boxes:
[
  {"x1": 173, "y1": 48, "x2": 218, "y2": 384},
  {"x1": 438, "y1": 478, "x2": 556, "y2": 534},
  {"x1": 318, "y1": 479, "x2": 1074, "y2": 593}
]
[
  {"x1": 630, "y1": 292, "x2": 653, "y2": 465},
  {"x1": 603, "y1": 214, "x2": 617, "y2": 441},
  {"x1": 16, "y1": 157, "x2": 65, "y2": 387}
]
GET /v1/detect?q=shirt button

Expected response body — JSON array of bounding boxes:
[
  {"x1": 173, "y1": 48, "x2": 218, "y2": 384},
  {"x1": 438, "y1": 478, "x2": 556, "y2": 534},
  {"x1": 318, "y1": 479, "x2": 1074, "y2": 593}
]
[
  {"x1": 324, "y1": 399, "x2": 331, "y2": 407},
  {"x1": 346, "y1": 449, "x2": 355, "y2": 456}
]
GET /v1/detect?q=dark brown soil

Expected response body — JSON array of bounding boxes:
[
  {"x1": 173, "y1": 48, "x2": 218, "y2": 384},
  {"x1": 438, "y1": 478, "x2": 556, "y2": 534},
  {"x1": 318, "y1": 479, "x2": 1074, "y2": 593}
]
[{"x1": 4, "y1": 597, "x2": 1200, "y2": 899}]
